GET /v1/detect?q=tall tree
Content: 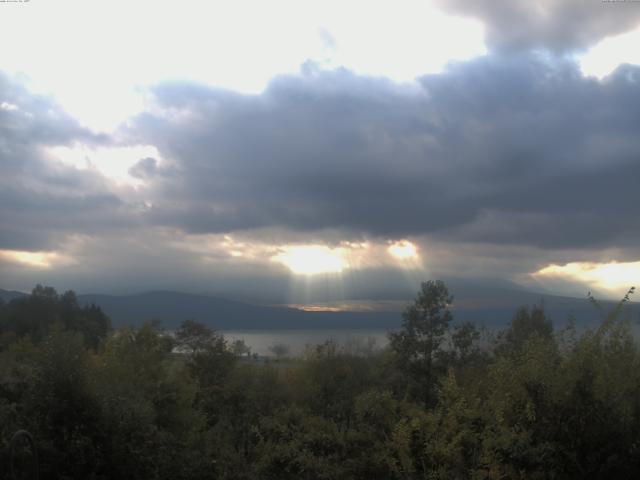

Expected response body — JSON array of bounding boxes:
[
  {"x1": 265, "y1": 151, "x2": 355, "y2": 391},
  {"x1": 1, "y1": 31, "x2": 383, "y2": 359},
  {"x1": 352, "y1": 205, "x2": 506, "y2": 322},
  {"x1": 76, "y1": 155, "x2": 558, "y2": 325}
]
[{"x1": 389, "y1": 280, "x2": 453, "y2": 406}]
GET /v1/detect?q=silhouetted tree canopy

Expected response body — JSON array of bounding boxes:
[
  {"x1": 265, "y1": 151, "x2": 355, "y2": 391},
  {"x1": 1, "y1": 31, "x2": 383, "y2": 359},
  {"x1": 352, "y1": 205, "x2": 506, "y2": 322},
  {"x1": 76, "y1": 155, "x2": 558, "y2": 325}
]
[
  {"x1": 0, "y1": 285, "x2": 110, "y2": 349},
  {"x1": 1, "y1": 282, "x2": 639, "y2": 479},
  {"x1": 388, "y1": 280, "x2": 454, "y2": 406}
]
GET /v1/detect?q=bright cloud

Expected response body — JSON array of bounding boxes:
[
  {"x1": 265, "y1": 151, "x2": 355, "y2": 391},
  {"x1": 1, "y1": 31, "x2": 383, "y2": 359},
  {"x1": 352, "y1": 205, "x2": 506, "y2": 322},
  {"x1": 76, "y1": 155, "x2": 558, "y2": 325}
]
[
  {"x1": 0, "y1": 101, "x2": 18, "y2": 111},
  {"x1": 272, "y1": 245, "x2": 347, "y2": 275},
  {"x1": 579, "y1": 26, "x2": 640, "y2": 78},
  {"x1": 47, "y1": 143, "x2": 161, "y2": 186},
  {"x1": 0, "y1": 249, "x2": 75, "y2": 269},
  {"x1": 388, "y1": 240, "x2": 419, "y2": 261},
  {"x1": 0, "y1": 0, "x2": 485, "y2": 132},
  {"x1": 169, "y1": 233, "x2": 425, "y2": 276},
  {"x1": 534, "y1": 261, "x2": 640, "y2": 294}
]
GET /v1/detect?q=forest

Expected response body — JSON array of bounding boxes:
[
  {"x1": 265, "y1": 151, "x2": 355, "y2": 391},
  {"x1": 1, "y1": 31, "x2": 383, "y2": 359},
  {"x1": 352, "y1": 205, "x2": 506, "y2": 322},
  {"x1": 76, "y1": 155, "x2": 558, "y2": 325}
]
[{"x1": 0, "y1": 281, "x2": 639, "y2": 479}]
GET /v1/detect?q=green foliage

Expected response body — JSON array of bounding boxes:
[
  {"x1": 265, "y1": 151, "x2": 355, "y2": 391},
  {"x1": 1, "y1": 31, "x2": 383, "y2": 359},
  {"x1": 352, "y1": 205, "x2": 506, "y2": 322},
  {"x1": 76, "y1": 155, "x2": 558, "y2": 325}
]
[
  {"x1": 388, "y1": 280, "x2": 454, "y2": 405},
  {"x1": 295, "y1": 340, "x2": 374, "y2": 426},
  {"x1": 497, "y1": 304, "x2": 553, "y2": 356},
  {"x1": 422, "y1": 370, "x2": 484, "y2": 479},
  {"x1": 175, "y1": 319, "x2": 237, "y2": 427},
  {"x1": 30, "y1": 327, "x2": 104, "y2": 479},
  {"x1": 94, "y1": 322, "x2": 204, "y2": 480},
  {"x1": 256, "y1": 406, "x2": 345, "y2": 480},
  {"x1": 1, "y1": 282, "x2": 640, "y2": 479},
  {"x1": 0, "y1": 285, "x2": 110, "y2": 349},
  {"x1": 174, "y1": 319, "x2": 216, "y2": 354}
]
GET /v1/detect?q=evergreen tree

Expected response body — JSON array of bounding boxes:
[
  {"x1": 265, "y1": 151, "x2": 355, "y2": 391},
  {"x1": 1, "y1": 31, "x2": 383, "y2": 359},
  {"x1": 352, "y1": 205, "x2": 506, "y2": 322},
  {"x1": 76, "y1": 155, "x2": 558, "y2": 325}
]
[{"x1": 389, "y1": 280, "x2": 453, "y2": 406}]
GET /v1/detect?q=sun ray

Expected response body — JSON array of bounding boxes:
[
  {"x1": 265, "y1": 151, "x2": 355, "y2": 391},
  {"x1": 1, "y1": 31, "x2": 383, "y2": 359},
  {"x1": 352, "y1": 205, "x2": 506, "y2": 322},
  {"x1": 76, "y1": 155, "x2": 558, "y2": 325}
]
[
  {"x1": 272, "y1": 245, "x2": 346, "y2": 275},
  {"x1": 388, "y1": 240, "x2": 419, "y2": 261}
]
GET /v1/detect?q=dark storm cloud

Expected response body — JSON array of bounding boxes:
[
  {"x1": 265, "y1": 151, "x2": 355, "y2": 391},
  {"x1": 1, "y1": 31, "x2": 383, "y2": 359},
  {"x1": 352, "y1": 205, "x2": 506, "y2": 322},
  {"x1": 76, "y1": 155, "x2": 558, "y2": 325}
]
[
  {"x1": 434, "y1": 0, "x2": 640, "y2": 53},
  {"x1": 0, "y1": 72, "x2": 131, "y2": 250},
  {"x1": 420, "y1": 57, "x2": 640, "y2": 248},
  {"x1": 126, "y1": 58, "x2": 640, "y2": 250},
  {"x1": 126, "y1": 71, "x2": 475, "y2": 237}
]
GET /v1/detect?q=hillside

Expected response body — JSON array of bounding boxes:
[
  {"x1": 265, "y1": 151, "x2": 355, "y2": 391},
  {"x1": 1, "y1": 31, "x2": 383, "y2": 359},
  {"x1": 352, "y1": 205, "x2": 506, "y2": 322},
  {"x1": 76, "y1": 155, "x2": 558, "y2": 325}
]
[
  {"x1": 78, "y1": 285, "x2": 634, "y2": 330},
  {"x1": 0, "y1": 288, "x2": 28, "y2": 303},
  {"x1": 77, "y1": 291, "x2": 401, "y2": 330},
  {"x1": 3, "y1": 285, "x2": 634, "y2": 330}
]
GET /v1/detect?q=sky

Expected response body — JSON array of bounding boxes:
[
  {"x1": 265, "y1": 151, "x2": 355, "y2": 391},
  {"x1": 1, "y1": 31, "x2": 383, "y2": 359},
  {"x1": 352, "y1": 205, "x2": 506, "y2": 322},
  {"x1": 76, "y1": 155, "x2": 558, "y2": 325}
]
[{"x1": 1, "y1": 0, "x2": 640, "y2": 304}]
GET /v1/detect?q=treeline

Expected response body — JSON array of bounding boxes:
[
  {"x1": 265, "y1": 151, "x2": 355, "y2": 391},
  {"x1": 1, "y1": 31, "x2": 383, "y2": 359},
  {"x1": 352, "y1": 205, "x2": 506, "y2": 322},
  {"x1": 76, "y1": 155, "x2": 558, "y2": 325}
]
[{"x1": 0, "y1": 281, "x2": 639, "y2": 479}]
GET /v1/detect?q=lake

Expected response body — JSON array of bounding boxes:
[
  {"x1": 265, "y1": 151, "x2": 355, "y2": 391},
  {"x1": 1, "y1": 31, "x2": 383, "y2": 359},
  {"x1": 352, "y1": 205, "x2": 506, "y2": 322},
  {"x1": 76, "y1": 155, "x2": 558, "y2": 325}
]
[{"x1": 222, "y1": 329, "x2": 391, "y2": 356}]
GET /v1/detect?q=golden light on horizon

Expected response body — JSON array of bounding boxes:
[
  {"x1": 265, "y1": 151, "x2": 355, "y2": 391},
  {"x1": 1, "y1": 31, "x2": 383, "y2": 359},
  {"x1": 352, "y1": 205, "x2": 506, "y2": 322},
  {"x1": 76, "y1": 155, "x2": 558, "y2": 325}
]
[
  {"x1": 272, "y1": 245, "x2": 346, "y2": 275},
  {"x1": 293, "y1": 304, "x2": 344, "y2": 312},
  {"x1": 534, "y1": 261, "x2": 640, "y2": 293},
  {"x1": 387, "y1": 240, "x2": 418, "y2": 261}
]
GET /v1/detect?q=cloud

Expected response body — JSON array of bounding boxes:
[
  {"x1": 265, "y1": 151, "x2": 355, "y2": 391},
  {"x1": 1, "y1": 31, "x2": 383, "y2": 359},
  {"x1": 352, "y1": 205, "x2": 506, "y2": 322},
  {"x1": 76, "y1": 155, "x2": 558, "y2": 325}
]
[
  {"x1": 128, "y1": 157, "x2": 159, "y2": 180},
  {"x1": 121, "y1": 58, "x2": 640, "y2": 251},
  {"x1": 3, "y1": 55, "x2": 640, "y2": 299},
  {"x1": 124, "y1": 72, "x2": 470, "y2": 237},
  {"x1": 0, "y1": 72, "x2": 136, "y2": 250},
  {"x1": 434, "y1": 0, "x2": 640, "y2": 53}
]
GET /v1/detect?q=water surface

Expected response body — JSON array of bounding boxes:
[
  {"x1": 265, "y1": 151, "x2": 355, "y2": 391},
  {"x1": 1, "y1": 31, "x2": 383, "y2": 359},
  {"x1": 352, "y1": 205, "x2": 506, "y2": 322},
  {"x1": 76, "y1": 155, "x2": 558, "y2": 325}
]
[{"x1": 222, "y1": 329, "x2": 390, "y2": 356}]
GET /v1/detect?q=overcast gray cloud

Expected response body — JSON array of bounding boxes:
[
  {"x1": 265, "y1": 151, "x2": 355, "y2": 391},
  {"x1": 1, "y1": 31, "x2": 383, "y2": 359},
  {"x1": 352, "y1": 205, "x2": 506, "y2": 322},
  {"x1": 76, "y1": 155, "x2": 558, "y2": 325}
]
[
  {"x1": 3, "y1": 53, "x2": 640, "y2": 299},
  {"x1": 126, "y1": 72, "x2": 472, "y2": 237},
  {"x1": 434, "y1": 0, "x2": 640, "y2": 53},
  {"x1": 122, "y1": 56, "x2": 640, "y2": 250}
]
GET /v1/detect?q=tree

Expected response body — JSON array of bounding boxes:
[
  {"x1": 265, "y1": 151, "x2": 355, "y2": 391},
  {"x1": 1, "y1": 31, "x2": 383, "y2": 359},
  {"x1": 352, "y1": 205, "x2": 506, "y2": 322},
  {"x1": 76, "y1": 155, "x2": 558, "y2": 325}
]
[
  {"x1": 268, "y1": 342, "x2": 290, "y2": 360},
  {"x1": 296, "y1": 340, "x2": 373, "y2": 426},
  {"x1": 497, "y1": 304, "x2": 553, "y2": 355},
  {"x1": 174, "y1": 319, "x2": 217, "y2": 355},
  {"x1": 174, "y1": 320, "x2": 236, "y2": 426},
  {"x1": 0, "y1": 286, "x2": 110, "y2": 349},
  {"x1": 388, "y1": 280, "x2": 453, "y2": 406},
  {"x1": 31, "y1": 327, "x2": 104, "y2": 478},
  {"x1": 231, "y1": 338, "x2": 252, "y2": 357},
  {"x1": 449, "y1": 321, "x2": 483, "y2": 370}
]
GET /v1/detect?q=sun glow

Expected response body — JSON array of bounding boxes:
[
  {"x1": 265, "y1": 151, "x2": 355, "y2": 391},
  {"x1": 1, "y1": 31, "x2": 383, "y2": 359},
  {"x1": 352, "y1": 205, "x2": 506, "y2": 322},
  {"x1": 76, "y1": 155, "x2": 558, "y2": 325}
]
[
  {"x1": 0, "y1": 249, "x2": 72, "y2": 269},
  {"x1": 387, "y1": 240, "x2": 418, "y2": 260},
  {"x1": 272, "y1": 245, "x2": 346, "y2": 275},
  {"x1": 0, "y1": 0, "x2": 486, "y2": 132},
  {"x1": 534, "y1": 261, "x2": 640, "y2": 293}
]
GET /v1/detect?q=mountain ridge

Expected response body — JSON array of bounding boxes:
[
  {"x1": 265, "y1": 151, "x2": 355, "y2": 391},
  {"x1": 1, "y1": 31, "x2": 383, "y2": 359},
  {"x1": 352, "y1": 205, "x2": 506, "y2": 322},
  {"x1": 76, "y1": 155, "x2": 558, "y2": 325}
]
[{"x1": 1, "y1": 286, "x2": 635, "y2": 330}]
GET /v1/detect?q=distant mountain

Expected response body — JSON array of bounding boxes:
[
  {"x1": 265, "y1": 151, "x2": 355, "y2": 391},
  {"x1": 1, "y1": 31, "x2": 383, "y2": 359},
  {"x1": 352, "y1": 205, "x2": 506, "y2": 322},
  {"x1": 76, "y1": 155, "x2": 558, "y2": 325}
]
[
  {"x1": 78, "y1": 291, "x2": 401, "y2": 330},
  {"x1": 76, "y1": 285, "x2": 638, "y2": 331},
  {"x1": 0, "y1": 288, "x2": 27, "y2": 303},
  {"x1": 433, "y1": 277, "x2": 637, "y2": 327},
  {"x1": 3, "y1": 284, "x2": 635, "y2": 330}
]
